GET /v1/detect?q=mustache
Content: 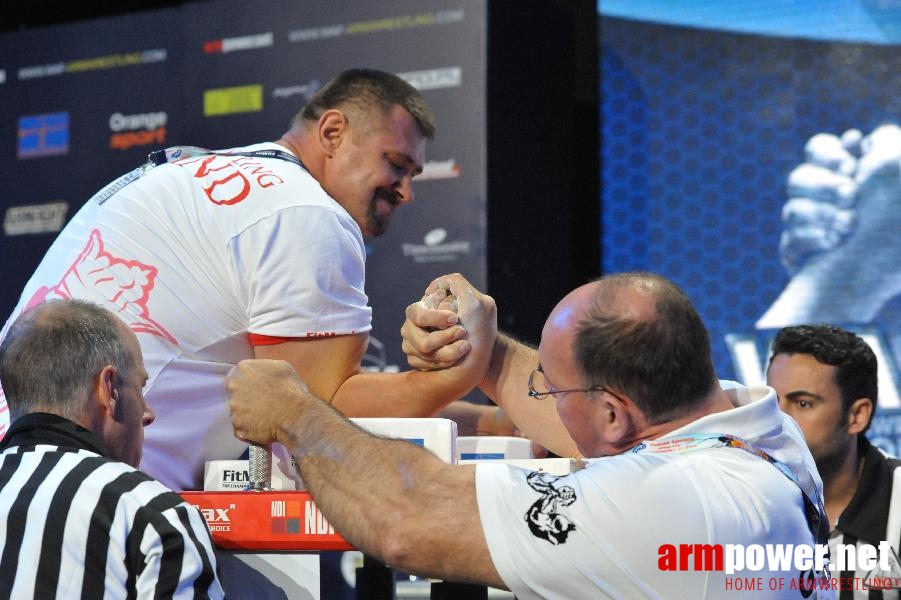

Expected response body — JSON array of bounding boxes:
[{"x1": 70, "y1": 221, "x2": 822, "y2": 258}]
[{"x1": 375, "y1": 188, "x2": 400, "y2": 206}]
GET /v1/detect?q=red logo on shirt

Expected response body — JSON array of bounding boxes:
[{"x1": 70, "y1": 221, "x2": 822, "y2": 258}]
[
  {"x1": 173, "y1": 154, "x2": 285, "y2": 206},
  {"x1": 25, "y1": 229, "x2": 177, "y2": 344}
]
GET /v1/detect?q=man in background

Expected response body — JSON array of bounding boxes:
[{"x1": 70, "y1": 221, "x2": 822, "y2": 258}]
[
  {"x1": 0, "y1": 299, "x2": 222, "y2": 598},
  {"x1": 768, "y1": 324, "x2": 901, "y2": 598}
]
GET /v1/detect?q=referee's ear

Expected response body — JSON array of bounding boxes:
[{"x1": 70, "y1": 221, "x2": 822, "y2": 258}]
[
  {"x1": 95, "y1": 365, "x2": 119, "y2": 419},
  {"x1": 80, "y1": 365, "x2": 118, "y2": 436}
]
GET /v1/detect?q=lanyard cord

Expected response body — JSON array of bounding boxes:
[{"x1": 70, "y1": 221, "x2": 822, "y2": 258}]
[
  {"x1": 147, "y1": 145, "x2": 309, "y2": 170},
  {"x1": 94, "y1": 145, "x2": 307, "y2": 205},
  {"x1": 631, "y1": 433, "x2": 830, "y2": 547}
]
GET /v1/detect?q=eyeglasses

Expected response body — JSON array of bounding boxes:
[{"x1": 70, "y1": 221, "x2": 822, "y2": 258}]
[{"x1": 527, "y1": 366, "x2": 609, "y2": 400}]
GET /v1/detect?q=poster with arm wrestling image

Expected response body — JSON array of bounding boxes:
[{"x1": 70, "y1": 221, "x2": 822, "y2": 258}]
[{"x1": 600, "y1": 0, "x2": 901, "y2": 454}]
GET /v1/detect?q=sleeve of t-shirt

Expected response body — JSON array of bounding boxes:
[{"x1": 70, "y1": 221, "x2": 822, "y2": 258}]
[
  {"x1": 475, "y1": 460, "x2": 685, "y2": 599},
  {"x1": 227, "y1": 205, "x2": 372, "y2": 338},
  {"x1": 475, "y1": 463, "x2": 590, "y2": 598}
]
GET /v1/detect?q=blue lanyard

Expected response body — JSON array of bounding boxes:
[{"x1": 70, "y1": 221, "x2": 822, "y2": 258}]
[
  {"x1": 631, "y1": 433, "x2": 830, "y2": 547},
  {"x1": 94, "y1": 145, "x2": 307, "y2": 205}
]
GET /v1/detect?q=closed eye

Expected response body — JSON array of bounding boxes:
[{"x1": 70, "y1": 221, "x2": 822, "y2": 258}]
[{"x1": 385, "y1": 152, "x2": 421, "y2": 178}]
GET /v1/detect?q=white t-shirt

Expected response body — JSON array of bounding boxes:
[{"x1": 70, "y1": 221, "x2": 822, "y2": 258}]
[
  {"x1": 476, "y1": 385, "x2": 835, "y2": 599},
  {"x1": 0, "y1": 143, "x2": 372, "y2": 490}
]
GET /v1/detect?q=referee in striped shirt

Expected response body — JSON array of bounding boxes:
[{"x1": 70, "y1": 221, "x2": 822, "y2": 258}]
[{"x1": 0, "y1": 299, "x2": 223, "y2": 599}]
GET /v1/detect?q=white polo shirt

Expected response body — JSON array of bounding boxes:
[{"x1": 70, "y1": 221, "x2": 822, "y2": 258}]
[{"x1": 476, "y1": 385, "x2": 833, "y2": 599}]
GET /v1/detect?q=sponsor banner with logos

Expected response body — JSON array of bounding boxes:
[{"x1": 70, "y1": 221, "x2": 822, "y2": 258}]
[
  {"x1": 0, "y1": 0, "x2": 486, "y2": 374},
  {"x1": 0, "y1": 8, "x2": 184, "y2": 324},
  {"x1": 178, "y1": 0, "x2": 486, "y2": 369},
  {"x1": 3, "y1": 202, "x2": 68, "y2": 236},
  {"x1": 180, "y1": 491, "x2": 353, "y2": 551}
]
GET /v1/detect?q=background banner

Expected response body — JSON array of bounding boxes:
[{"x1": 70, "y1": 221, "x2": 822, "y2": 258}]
[
  {"x1": 600, "y1": 4, "x2": 901, "y2": 452},
  {"x1": 0, "y1": 0, "x2": 487, "y2": 374}
]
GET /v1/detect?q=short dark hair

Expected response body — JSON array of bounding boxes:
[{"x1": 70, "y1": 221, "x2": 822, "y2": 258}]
[
  {"x1": 0, "y1": 300, "x2": 132, "y2": 421},
  {"x1": 294, "y1": 68, "x2": 436, "y2": 140},
  {"x1": 572, "y1": 272, "x2": 718, "y2": 424},
  {"x1": 770, "y1": 324, "x2": 878, "y2": 431}
]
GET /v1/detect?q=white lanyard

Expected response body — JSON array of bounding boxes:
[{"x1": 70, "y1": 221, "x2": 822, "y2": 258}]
[{"x1": 94, "y1": 145, "x2": 307, "y2": 205}]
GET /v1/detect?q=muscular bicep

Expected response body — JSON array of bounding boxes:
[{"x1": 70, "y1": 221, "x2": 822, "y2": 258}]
[{"x1": 253, "y1": 333, "x2": 368, "y2": 403}]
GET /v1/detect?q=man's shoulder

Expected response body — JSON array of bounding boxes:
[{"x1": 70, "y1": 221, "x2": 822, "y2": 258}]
[
  {"x1": 60, "y1": 453, "x2": 182, "y2": 496},
  {"x1": 836, "y1": 437, "x2": 901, "y2": 545},
  {"x1": 6, "y1": 446, "x2": 183, "y2": 499}
]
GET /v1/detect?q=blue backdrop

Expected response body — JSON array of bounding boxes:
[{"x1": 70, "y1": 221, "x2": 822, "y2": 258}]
[{"x1": 600, "y1": 3, "x2": 901, "y2": 452}]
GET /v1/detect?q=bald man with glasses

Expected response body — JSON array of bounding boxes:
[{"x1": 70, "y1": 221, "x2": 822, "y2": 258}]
[{"x1": 224, "y1": 272, "x2": 833, "y2": 599}]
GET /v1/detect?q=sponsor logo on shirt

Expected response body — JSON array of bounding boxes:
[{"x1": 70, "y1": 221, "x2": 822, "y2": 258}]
[
  {"x1": 172, "y1": 153, "x2": 285, "y2": 205},
  {"x1": 524, "y1": 471, "x2": 577, "y2": 545},
  {"x1": 24, "y1": 229, "x2": 177, "y2": 344}
]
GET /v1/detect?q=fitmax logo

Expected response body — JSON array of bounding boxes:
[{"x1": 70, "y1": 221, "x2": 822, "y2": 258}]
[
  {"x1": 221, "y1": 469, "x2": 248, "y2": 483},
  {"x1": 195, "y1": 504, "x2": 235, "y2": 523}
]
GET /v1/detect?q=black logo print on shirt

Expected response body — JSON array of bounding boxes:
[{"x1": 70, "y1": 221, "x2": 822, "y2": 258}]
[{"x1": 524, "y1": 471, "x2": 577, "y2": 545}]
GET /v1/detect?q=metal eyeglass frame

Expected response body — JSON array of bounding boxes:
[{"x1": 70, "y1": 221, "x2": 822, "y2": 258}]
[{"x1": 527, "y1": 366, "x2": 616, "y2": 400}]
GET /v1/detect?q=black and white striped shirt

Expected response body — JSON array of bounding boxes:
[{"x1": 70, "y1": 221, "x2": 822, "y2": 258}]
[
  {"x1": 831, "y1": 438, "x2": 901, "y2": 600},
  {"x1": 0, "y1": 413, "x2": 224, "y2": 599}
]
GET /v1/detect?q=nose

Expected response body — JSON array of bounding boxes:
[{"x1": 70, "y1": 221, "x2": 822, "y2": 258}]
[
  {"x1": 395, "y1": 176, "x2": 414, "y2": 205},
  {"x1": 143, "y1": 407, "x2": 156, "y2": 427}
]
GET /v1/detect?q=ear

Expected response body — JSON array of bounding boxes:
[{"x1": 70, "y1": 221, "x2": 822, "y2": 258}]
[
  {"x1": 847, "y1": 397, "x2": 874, "y2": 436},
  {"x1": 599, "y1": 390, "x2": 637, "y2": 445},
  {"x1": 94, "y1": 365, "x2": 119, "y2": 419},
  {"x1": 317, "y1": 109, "x2": 348, "y2": 155}
]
